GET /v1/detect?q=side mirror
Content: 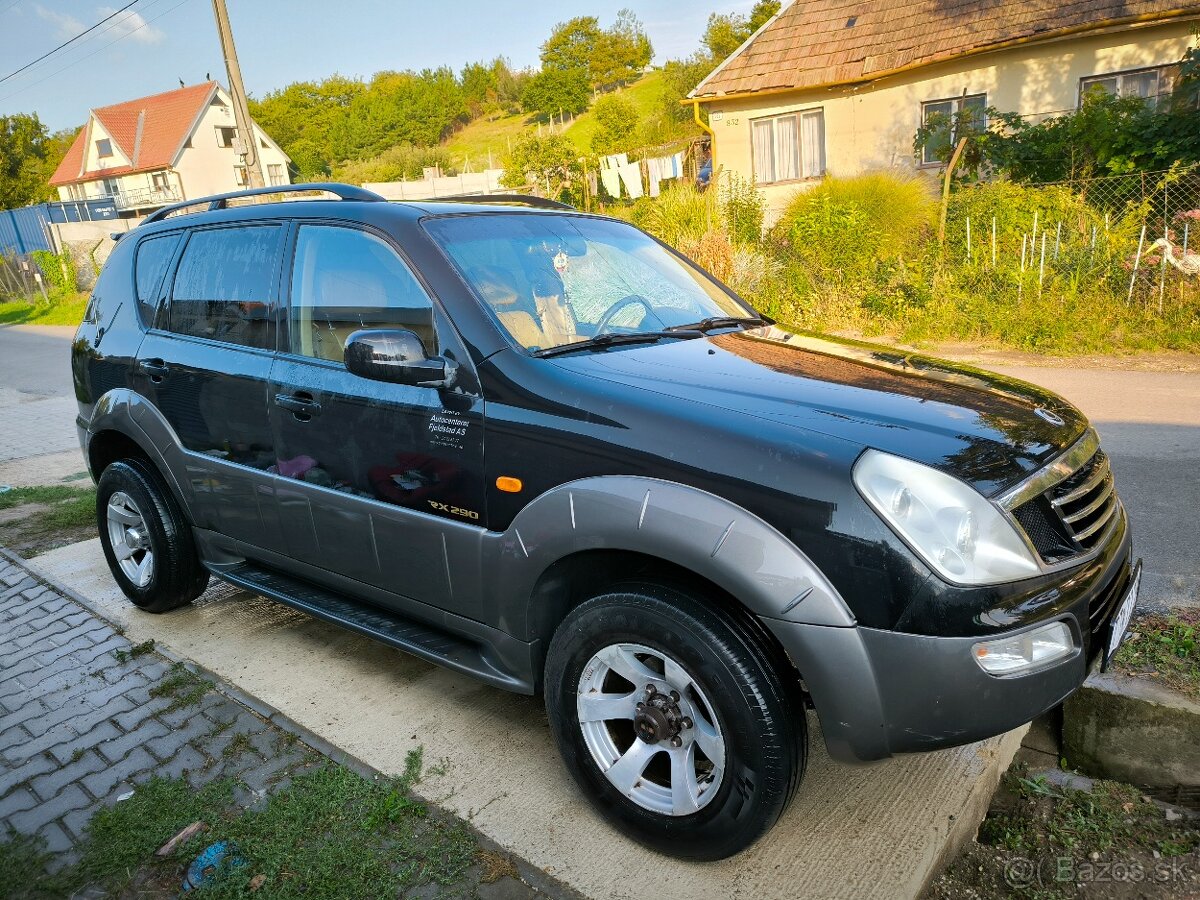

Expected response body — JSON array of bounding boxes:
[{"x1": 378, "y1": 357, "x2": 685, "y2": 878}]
[{"x1": 344, "y1": 329, "x2": 454, "y2": 388}]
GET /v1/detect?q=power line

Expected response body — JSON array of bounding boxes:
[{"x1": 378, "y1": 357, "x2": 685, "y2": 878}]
[
  {"x1": 0, "y1": 1, "x2": 142, "y2": 85},
  {"x1": 5, "y1": 0, "x2": 171, "y2": 85},
  {"x1": 0, "y1": 0, "x2": 194, "y2": 105}
]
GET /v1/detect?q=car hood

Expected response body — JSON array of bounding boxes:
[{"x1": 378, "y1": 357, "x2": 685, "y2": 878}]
[{"x1": 548, "y1": 326, "x2": 1088, "y2": 496}]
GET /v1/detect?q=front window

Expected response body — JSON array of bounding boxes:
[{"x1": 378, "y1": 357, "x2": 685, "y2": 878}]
[
  {"x1": 751, "y1": 109, "x2": 825, "y2": 184},
  {"x1": 921, "y1": 94, "x2": 986, "y2": 166},
  {"x1": 424, "y1": 214, "x2": 752, "y2": 353},
  {"x1": 1080, "y1": 67, "x2": 1169, "y2": 107}
]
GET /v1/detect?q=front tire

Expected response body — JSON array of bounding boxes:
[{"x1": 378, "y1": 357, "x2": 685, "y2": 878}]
[
  {"x1": 96, "y1": 458, "x2": 208, "y2": 613},
  {"x1": 544, "y1": 583, "x2": 806, "y2": 859}
]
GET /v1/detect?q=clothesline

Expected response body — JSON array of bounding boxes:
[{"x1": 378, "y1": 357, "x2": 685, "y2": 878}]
[{"x1": 598, "y1": 149, "x2": 688, "y2": 200}]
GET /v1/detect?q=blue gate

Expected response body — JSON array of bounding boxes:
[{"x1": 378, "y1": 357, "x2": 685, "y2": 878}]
[{"x1": 0, "y1": 205, "x2": 54, "y2": 255}]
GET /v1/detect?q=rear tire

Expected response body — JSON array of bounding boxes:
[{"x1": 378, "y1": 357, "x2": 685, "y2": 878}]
[
  {"x1": 96, "y1": 458, "x2": 208, "y2": 613},
  {"x1": 544, "y1": 582, "x2": 806, "y2": 860}
]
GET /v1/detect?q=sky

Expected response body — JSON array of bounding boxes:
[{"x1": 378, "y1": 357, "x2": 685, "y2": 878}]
[{"x1": 0, "y1": 0, "x2": 755, "y2": 131}]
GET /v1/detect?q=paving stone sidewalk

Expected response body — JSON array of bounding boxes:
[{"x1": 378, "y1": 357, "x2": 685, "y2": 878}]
[{"x1": 0, "y1": 554, "x2": 326, "y2": 872}]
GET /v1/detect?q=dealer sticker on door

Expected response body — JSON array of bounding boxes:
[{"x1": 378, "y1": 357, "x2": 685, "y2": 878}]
[{"x1": 1106, "y1": 560, "x2": 1142, "y2": 666}]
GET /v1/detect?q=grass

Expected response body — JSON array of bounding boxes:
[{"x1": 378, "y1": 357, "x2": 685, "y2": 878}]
[
  {"x1": 440, "y1": 71, "x2": 690, "y2": 171},
  {"x1": 1114, "y1": 609, "x2": 1200, "y2": 699},
  {"x1": 0, "y1": 291, "x2": 88, "y2": 327},
  {"x1": 148, "y1": 662, "x2": 212, "y2": 713},
  {"x1": 0, "y1": 751, "x2": 486, "y2": 900},
  {"x1": 112, "y1": 639, "x2": 156, "y2": 664},
  {"x1": 931, "y1": 763, "x2": 1200, "y2": 898},
  {"x1": 0, "y1": 485, "x2": 98, "y2": 558}
]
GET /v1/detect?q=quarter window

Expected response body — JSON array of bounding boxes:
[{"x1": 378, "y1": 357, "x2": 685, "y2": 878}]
[
  {"x1": 134, "y1": 233, "x2": 182, "y2": 327},
  {"x1": 168, "y1": 225, "x2": 283, "y2": 350},
  {"x1": 751, "y1": 109, "x2": 825, "y2": 184},
  {"x1": 288, "y1": 225, "x2": 435, "y2": 363},
  {"x1": 921, "y1": 94, "x2": 986, "y2": 166}
]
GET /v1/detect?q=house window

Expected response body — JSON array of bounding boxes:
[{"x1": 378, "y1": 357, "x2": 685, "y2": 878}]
[
  {"x1": 151, "y1": 172, "x2": 171, "y2": 192},
  {"x1": 234, "y1": 165, "x2": 248, "y2": 187},
  {"x1": 1080, "y1": 67, "x2": 1170, "y2": 107},
  {"x1": 216, "y1": 126, "x2": 238, "y2": 148},
  {"x1": 921, "y1": 94, "x2": 986, "y2": 166},
  {"x1": 751, "y1": 109, "x2": 826, "y2": 184},
  {"x1": 267, "y1": 164, "x2": 285, "y2": 186},
  {"x1": 102, "y1": 178, "x2": 120, "y2": 198},
  {"x1": 96, "y1": 138, "x2": 113, "y2": 158}
]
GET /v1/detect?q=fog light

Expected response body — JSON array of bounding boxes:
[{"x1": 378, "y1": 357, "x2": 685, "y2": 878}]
[{"x1": 972, "y1": 621, "x2": 1074, "y2": 675}]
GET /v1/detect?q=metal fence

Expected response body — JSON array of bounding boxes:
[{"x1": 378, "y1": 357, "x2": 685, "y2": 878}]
[
  {"x1": 1030, "y1": 168, "x2": 1200, "y2": 243},
  {"x1": 0, "y1": 206, "x2": 54, "y2": 256}
]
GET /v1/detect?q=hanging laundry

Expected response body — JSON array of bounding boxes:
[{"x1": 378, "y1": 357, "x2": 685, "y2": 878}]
[
  {"x1": 618, "y1": 162, "x2": 643, "y2": 199},
  {"x1": 669, "y1": 152, "x2": 684, "y2": 179},
  {"x1": 600, "y1": 166, "x2": 622, "y2": 199},
  {"x1": 602, "y1": 153, "x2": 628, "y2": 171},
  {"x1": 647, "y1": 157, "x2": 661, "y2": 198}
]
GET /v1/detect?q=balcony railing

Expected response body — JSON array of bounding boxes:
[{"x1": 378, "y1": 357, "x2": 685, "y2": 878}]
[{"x1": 109, "y1": 185, "x2": 182, "y2": 210}]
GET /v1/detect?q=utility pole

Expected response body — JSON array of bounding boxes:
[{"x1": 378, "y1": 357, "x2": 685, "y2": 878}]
[{"x1": 211, "y1": 0, "x2": 264, "y2": 188}]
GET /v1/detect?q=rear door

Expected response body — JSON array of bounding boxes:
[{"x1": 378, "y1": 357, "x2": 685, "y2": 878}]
[
  {"x1": 267, "y1": 222, "x2": 487, "y2": 619},
  {"x1": 135, "y1": 222, "x2": 288, "y2": 554}
]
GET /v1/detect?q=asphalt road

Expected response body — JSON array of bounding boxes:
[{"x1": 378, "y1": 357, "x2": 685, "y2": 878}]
[{"x1": 1, "y1": 325, "x2": 1195, "y2": 606}]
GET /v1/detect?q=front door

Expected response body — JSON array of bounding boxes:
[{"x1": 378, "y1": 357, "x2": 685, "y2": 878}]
[
  {"x1": 136, "y1": 222, "x2": 288, "y2": 554},
  {"x1": 268, "y1": 223, "x2": 486, "y2": 619}
]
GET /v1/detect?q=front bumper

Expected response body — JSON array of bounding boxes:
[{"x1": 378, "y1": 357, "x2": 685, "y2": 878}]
[{"x1": 766, "y1": 506, "x2": 1135, "y2": 763}]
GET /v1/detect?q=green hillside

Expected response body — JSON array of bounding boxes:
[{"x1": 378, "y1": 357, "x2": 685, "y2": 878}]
[{"x1": 441, "y1": 70, "x2": 694, "y2": 170}]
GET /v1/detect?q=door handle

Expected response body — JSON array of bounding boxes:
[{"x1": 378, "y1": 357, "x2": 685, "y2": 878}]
[
  {"x1": 139, "y1": 358, "x2": 170, "y2": 382},
  {"x1": 274, "y1": 391, "x2": 322, "y2": 419}
]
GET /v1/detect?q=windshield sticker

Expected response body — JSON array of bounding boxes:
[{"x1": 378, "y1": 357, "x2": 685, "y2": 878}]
[{"x1": 553, "y1": 250, "x2": 569, "y2": 274}]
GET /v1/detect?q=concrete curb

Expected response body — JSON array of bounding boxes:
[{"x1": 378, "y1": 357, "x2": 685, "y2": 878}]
[{"x1": 0, "y1": 545, "x2": 585, "y2": 900}]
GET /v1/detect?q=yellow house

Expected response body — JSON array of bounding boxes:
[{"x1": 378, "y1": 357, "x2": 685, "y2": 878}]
[
  {"x1": 689, "y1": 0, "x2": 1200, "y2": 220},
  {"x1": 50, "y1": 81, "x2": 290, "y2": 217}
]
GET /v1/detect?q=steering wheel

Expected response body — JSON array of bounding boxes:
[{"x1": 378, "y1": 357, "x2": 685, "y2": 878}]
[{"x1": 593, "y1": 295, "x2": 663, "y2": 337}]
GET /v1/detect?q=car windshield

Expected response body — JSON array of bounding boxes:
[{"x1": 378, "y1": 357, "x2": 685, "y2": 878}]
[{"x1": 423, "y1": 213, "x2": 754, "y2": 353}]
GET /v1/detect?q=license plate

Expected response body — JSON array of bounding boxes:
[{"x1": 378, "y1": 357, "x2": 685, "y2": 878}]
[{"x1": 1105, "y1": 561, "x2": 1142, "y2": 666}]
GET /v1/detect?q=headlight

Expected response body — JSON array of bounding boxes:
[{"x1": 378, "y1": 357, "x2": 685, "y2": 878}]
[{"x1": 853, "y1": 449, "x2": 1040, "y2": 585}]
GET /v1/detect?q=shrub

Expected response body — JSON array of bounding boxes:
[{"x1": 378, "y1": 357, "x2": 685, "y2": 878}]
[
  {"x1": 590, "y1": 94, "x2": 639, "y2": 155},
  {"x1": 30, "y1": 249, "x2": 77, "y2": 298},
  {"x1": 333, "y1": 145, "x2": 454, "y2": 184},
  {"x1": 771, "y1": 171, "x2": 937, "y2": 267}
]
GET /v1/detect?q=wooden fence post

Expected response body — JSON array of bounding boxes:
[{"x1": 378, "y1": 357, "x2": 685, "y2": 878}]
[{"x1": 937, "y1": 137, "x2": 968, "y2": 246}]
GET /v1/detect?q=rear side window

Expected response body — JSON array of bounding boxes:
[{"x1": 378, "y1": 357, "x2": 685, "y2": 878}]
[
  {"x1": 134, "y1": 233, "x2": 181, "y2": 327},
  {"x1": 169, "y1": 225, "x2": 282, "y2": 350}
]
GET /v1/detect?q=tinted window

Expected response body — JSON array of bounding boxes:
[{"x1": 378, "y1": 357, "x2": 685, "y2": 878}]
[
  {"x1": 169, "y1": 225, "x2": 282, "y2": 350},
  {"x1": 134, "y1": 233, "x2": 181, "y2": 327},
  {"x1": 289, "y1": 225, "x2": 435, "y2": 362}
]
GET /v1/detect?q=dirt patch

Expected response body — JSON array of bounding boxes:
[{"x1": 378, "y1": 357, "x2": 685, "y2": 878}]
[
  {"x1": 0, "y1": 486, "x2": 97, "y2": 558},
  {"x1": 926, "y1": 765, "x2": 1200, "y2": 899}
]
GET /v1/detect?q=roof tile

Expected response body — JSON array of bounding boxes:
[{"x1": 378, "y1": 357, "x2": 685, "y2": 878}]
[{"x1": 693, "y1": 0, "x2": 1198, "y2": 97}]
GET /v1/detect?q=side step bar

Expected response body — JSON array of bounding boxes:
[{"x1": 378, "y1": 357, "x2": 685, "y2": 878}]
[{"x1": 209, "y1": 562, "x2": 528, "y2": 692}]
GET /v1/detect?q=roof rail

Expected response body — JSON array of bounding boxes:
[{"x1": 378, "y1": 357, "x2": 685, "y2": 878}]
[
  {"x1": 425, "y1": 193, "x2": 575, "y2": 211},
  {"x1": 141, "y1": 183, "x2": 386, "y2": 226}
]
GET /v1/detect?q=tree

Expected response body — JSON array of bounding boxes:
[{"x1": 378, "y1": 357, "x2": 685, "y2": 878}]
[
  {"x1": 590, "y1": 94, "x2": 639, "y2": 154},
  {"x1": 521, "y1": 67, "x2": 589, "y2": 120},
  {"x1": 702, "y1": 1, "x2": 779, "y2": 62},
  {"x1": 661, "y1": 52, "x2": 719, "y2": 122},
  {"x1": 501, "y1": 132, "x2": 583, "y2": 203},
  {"x1": 332, "y1": 67, "x2": 468, "y2": 161},
  {"x1": 0, "y1": 113, "x2": 70, "y2": 208},
  {"x1": 591, "y1": 9, "x2": 652, "y2": 88},
  {"x1": 250, "y1": 76, "x2": 364, "y2": 180},
  {"x1": 540, "y1": 17, "x2": 601, "y2": 75},
  {"x1": 460, "y1": 61, "x2": 498, "y2": 117}
]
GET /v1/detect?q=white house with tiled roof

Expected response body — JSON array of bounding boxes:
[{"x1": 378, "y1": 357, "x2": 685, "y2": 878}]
[
  {"x1": 689, "y1": 0, "x2": 1199, "y2": 218},
  {"x1": 50, "y1": 81, "x2": 290, "y2": 216}
]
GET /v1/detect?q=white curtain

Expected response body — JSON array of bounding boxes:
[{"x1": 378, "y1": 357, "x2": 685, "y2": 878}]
[
  {"x1": 800, "y1": 110, "x2": 826, "y2": 178},
  {"x1": 771, "y1": 115, "x2": 799, "y2": 182},
  {"x1": 752, "y1": 119, "x2": 775, "y2": 184}
]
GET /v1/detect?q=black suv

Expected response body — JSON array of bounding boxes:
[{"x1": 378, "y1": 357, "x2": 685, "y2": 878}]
[{"x1": 73, "y1": 184, "x2": 1139, "y2": 859}]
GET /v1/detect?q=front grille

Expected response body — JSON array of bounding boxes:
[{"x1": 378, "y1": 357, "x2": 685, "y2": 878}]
[
  {"x1": 1049, "y1": 450, "x2": 1117, "y2": 551},
  {"x1": 1013, "y1": 449, "x2": 1118, "y2": 563}
]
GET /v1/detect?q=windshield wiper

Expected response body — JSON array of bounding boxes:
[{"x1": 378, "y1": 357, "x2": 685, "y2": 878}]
[
  {"x1": 665, "y1": 315, "x2": 770, "y2": 334},
  {"x1": 533, "y1": 331, "x2": 702, "y2": 358}
]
